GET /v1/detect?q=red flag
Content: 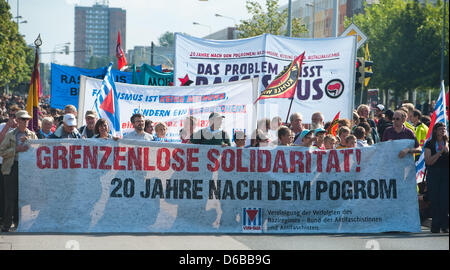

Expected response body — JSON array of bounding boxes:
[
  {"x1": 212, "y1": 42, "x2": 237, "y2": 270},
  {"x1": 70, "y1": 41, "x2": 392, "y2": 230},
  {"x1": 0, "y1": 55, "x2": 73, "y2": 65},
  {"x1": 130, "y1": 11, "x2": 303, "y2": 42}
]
[
  {"x1": 116, "y1": 31, "x2": 127, "y2": 70},
  {"x1": 255, "y1": 52, "x2": 305, "y2": 103},
  {"x1": 25, "y1": 47, "x2": 41, "y2": 132},
  {"x1": 326, "y1": 111, "x2": 340, "y2": 136}
]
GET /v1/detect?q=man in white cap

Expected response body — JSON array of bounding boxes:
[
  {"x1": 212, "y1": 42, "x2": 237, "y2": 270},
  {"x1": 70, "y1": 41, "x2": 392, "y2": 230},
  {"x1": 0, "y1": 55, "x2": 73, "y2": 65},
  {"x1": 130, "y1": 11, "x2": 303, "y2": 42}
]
[
  {"x1": 50, "y1": 113, "x2": 81, "y2": 139},
  {"x1": 0, "y1": 110, "x2": 37, "y2": 232},
  {"x1": 191, "y1": 112, "x2": 231, "y2": 146}
]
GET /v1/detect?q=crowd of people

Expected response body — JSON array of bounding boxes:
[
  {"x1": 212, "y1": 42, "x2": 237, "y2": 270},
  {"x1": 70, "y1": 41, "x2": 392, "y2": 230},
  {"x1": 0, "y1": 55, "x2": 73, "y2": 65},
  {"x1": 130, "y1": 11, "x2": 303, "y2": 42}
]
[{"x1": 0, "y1": 92, "x2": 448, "y2": 234}]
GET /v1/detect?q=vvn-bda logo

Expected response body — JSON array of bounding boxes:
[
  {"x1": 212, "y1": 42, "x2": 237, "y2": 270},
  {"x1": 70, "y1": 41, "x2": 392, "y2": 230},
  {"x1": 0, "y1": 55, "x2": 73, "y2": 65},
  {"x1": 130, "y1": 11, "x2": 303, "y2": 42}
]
[{"x1": 242, "y1": 208, "x2": 262, "y2": 232}]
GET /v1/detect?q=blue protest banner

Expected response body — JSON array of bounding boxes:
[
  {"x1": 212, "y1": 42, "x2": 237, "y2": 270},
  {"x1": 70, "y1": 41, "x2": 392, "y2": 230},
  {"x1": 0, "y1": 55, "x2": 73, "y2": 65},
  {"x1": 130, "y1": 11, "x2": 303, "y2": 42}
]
[{"x1": 50, "y1": 63, "x2": 133, "y2": 110}]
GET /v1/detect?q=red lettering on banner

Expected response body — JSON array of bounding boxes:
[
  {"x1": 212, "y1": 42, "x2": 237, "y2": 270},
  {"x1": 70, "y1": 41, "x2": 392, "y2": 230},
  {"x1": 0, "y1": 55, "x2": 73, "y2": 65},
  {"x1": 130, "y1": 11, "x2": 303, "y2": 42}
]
[
  {"x1": 340, "y1": 149, "x2": 353, "y2": 172},
  {"x1": 207, "y1": 149, "x2": 220, "y2": 172},
  {"x1": 305, "y1": 151, "x2": 311, "y2": 173},
  {"x1": 99, "y1": 146, "x2": 112, "y2": 170},
  {"x1": 313, "y1": 151, "x2": 327, "y2": 173},
  {"x1": 326, "y1": 150, "x2": 341, "y2": 172},
  {"x1": 157, "y1": 148, "x2": 171, "y2": 171},
  {"x1": 289, "y1": 151, "x2": 304, "y2": 173},
  {"x1": 113, "y1": 147, "x2": 126, "y2": 170},
  {"x1": 143, "y1": 147, "x2": 155, "y2": 171},
  {"x1": 69, "y1": 145, "x2": 82, "y2": 169},
  {"x1": 273, "y1": 150, "x2": 288, "y2": 173},
  {"x1": 257, "y1": 150, "x2": 271, "y2": 172},
  {"x1": 236, "y1": 149, "x2": 249, "y2": 172},
  {"x1": 128, "y1": 147, "x2": 142, "y2": 171},
  {"x1": 83, "y1": 146, "x2": 98, "y2": 169},
  {"x1": 221, "y1": 149, "x2": 235, "y2": 172},
  {"x1": 187, "y1": 148, "x2": 199, "y2": 172},
  {"x1": 250, "y1": 149, "x2": 256, "y2": 172},
  {"x1": 53, "y1": 146, "x2": 68, "y2": 169},
  {"x1": 36, "y1": 146, "x2": 51, "y2": 169},
  {"x1": 172, "y1": 148, "x2": 185, "y2": 171}
]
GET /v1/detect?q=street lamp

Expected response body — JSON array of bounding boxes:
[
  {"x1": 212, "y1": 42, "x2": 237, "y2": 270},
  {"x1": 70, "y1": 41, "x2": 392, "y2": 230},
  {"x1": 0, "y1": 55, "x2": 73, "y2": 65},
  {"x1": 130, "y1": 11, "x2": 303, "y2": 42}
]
[
  {"x1": 306, "y1": 1, "x2": 315, "y2": 38},
  {"x1": 193, "y1": 22, "x2": 212, "y2": 35},
  {"x1": 215, "y1": 13, "x2": 237, "y2": 39}
]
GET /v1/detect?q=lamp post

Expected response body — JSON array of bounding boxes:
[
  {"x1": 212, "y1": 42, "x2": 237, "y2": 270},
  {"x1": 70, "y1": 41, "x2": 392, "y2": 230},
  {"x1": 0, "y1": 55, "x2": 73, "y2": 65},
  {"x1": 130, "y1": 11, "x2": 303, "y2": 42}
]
[
  {"x1": 306, "y1": 1, "x2": 316, "y2": 38},
  {"x1": 287, "y1": 0, "x2": 292, "y2": 37},
  {"x1": 215, "y1": 13, "x2": 237, "y2": 39},
  {"x1": 441, "y1": 0, "x2": 447, "y2": 83},
  {"x1": 193, "y1": 22, "x2": 212, "y2": 35}
]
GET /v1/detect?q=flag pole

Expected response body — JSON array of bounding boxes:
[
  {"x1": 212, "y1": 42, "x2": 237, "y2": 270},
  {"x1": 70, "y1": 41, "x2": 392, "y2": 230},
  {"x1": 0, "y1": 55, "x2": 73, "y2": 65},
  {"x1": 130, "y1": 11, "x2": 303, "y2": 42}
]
[{"x1": 285, "y1": 98, "x2": 294, "y2": 124}]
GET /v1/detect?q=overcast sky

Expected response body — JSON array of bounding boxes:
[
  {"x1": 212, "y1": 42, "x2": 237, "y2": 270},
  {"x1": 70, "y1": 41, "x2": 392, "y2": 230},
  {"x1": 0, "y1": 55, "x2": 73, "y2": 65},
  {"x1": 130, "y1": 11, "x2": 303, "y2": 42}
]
[{"x1": 8, "y1": 0, "x2": 290, "y2": 66}]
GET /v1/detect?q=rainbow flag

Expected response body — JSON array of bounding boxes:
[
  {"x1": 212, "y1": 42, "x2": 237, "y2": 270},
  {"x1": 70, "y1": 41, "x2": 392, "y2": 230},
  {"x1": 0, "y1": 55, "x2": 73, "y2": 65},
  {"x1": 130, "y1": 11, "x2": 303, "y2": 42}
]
[{"x1": 26, "y1": 47, "x2": 41, "y2": 132}]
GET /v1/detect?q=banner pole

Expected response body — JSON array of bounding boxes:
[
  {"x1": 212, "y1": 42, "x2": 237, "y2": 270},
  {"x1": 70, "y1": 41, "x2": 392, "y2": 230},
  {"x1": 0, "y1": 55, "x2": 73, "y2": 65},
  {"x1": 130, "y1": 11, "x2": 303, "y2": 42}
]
[{"x1": 285, "y1": 98, "x2": 294, "y2": 124}]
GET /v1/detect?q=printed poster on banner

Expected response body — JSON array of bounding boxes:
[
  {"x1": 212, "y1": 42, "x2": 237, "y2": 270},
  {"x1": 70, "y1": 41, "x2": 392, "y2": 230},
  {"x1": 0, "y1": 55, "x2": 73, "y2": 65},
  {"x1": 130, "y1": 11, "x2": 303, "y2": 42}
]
[
  {"x1": 78, "y1": 76, "x2": 258, "y2": 142},
  {"x1": 18, "y1": 139, "x2": 421, "y2": 233},
  {"x1": 174, "y1": 33, "x2": 356, "y2": 122}
]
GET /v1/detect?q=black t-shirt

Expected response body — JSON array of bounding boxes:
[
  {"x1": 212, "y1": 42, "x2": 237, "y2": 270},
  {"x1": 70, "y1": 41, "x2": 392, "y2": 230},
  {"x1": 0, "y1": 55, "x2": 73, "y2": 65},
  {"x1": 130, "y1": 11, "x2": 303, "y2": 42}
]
[{"x1": 425, "y1": 140, "x2": 449, "y2": 169}]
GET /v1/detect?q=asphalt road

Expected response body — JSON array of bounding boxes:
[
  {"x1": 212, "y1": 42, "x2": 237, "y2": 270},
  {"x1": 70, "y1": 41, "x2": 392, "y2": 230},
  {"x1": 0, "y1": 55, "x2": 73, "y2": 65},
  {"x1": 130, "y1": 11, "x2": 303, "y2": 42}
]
[{"x1": 0, "y1": 225, "x2": 448, "y2": 250}]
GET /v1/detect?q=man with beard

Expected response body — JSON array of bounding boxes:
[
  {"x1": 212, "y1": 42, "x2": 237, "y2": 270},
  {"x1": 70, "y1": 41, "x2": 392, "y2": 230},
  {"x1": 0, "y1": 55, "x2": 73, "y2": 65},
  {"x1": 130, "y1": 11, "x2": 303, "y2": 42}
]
[{"x1": 124, "y1": 113, "x2": 154, "y2": 141}]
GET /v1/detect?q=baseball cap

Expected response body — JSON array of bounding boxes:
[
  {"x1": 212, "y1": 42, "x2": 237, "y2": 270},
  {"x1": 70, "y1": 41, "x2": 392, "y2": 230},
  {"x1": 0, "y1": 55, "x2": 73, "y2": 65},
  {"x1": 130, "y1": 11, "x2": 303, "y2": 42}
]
[
  {"x1": 85, "y1": 110, "x2": 98, "y2": 119},
  {"x1": 376, "y1": 104, "x2": 385, "y2": 111},
  {"x1": 209, "y1": 112, "x2": 225, "y2": 119},
  {"x1": 299, "y1": 129, "x2": 313, "y2": 141},
  {"x1": 15, "y1": 110, "x2": 32, "y2": 120},
  {"x1": 314, "y1": 128, "x2": 326, "y2": 136},
  {"x1": 63, "y1": 113, "x2": 77, "y2": 127}
]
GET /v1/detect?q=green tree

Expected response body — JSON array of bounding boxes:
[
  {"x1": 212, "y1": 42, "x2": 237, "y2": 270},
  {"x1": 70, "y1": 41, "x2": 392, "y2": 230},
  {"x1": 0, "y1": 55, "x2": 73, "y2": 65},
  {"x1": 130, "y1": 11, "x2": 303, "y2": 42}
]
[
  {"x1": 347, "y1": 0, "x2": 449, "y2": 104},
  {"x1": 237, "y1": 0, "x2": 308, "y2": 38},
  {"x1": 158, "y1": 31, "x2": 175, "y2": 47},
  {"x1": 0, "y1": 0, "x2": 34, "y2": 93}
]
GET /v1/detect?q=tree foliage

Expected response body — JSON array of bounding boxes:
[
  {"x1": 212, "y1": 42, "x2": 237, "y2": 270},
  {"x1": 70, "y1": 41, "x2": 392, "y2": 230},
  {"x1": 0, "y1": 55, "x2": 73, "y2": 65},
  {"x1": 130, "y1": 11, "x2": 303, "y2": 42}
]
[
  {"x1": 237, "y1": 0, "x2": 308, "y2": 38},
  {"x1": 0, "y1": 0, "x2": 34, "y2": 92},
  {"x1": 347, "y1": 0, "x2": 449, "y2": 97},
  {"x1": 158, "y1": 31, "x2": 175, "y2": 47}
]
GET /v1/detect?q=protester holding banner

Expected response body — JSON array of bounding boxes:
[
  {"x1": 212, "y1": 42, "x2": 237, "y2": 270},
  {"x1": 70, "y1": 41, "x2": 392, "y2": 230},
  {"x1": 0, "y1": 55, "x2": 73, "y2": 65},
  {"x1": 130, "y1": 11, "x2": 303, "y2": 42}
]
[
  {"x1": 124, "y1": 113, "x2": 154, "y2": 141},
  {"x1": 190, "y1": 112, "x2": 231, "y2": 146},
  {"x1": 345, "y1": 135, "x2": 357, "y2": 148},
  {"x1": 295, "y1": 129, "x2": 314, "y2": 148},
  {"x1": 382, "y1": 110, "x2": 421, "y2": 158},
  {"x1": 323, "y1": 134, "x2": 337, "y2": 150},
  {"x1": 277, "y1": 126, "x2": 293, "y2": 146},
  {"x1": 50, "y1": 114, "x2": 81, "y2": 139},
  {"x1": 36, "y1": 117, "x2": 54, "y2": 139},
  {"x1": 144, "y1": 119, "x2": 154, "y2": 136},
  {"x1": 179, "y1": 116, "x2": 197, "y2": 144},
  {"x1": 290, "y1": 113, "x2": 304, "y2": 145},
  {"x1": 312, "y1": 128, "x2": 326, "y2": 150},
  {"x1": 336, "y1": 126, "x2": 351, "y2": 149},
  {"x1": 233, "y1": 130, "x2": 247, "y2": 148},
  {"x1": 79, "y1": 110, "x2": 98, "y2": 139},
  {"x1": 153, "y1": 122, "x2": 169, "y2": 142},
  {"x1": 93, "y1": 118, "x2": 118, "y2": 141},
  {"x1": 424, "y1": 122, "x2": 449, "y2": 233},
  {"x1": 311, "y1": 112, "x2": 325, "y2": 130},
  {"x1": 0, "y1": 110, "x2": 37, "y2": 232}
]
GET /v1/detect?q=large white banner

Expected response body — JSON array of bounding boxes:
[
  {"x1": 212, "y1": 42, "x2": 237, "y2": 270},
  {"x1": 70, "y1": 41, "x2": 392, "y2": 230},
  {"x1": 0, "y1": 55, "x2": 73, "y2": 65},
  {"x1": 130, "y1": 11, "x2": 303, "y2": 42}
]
[
  {"x1": 18, "y1": 139, "x2": 421, "y2": 233},
  {"x1": 78, "y1": 76, "x2": 258, "y2": 142},
  {"x1": 174, "y1": 33, "x2": 357, "y2": 122}
]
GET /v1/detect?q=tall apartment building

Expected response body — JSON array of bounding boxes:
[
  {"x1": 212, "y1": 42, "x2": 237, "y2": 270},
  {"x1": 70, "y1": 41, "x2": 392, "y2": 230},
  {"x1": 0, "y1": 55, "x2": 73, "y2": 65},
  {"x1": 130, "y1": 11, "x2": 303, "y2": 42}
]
[{"x1": 74, "y1": 2, "x2": 126, "y2": 67}]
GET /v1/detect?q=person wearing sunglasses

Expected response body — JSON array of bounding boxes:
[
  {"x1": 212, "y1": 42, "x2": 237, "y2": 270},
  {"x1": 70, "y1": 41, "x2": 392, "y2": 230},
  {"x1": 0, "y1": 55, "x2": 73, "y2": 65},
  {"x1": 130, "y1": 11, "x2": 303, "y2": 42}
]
[
  {"x1": 0, "y1": 110, "x2": 37, "y2": 232},
  {"x1": 381, "y1": 110, "x2": 421, "y2": 158}
]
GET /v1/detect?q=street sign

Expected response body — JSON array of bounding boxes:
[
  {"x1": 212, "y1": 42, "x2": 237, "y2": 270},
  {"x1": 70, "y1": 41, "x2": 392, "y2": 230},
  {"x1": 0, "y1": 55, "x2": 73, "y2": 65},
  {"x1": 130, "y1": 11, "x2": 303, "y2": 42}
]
[{"x1": 340, "y1": 23, "x2": 367, "y2": 49}]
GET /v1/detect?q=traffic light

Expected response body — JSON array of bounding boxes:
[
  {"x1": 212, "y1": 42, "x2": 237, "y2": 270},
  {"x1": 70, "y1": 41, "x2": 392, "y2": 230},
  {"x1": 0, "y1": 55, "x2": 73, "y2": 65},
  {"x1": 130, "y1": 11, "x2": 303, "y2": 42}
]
[
  {"x1": 364, "y1": 60, "x2": 373, "y2": 87},
  {"x1": 355, "y1": 57, "x2": 364, "y2": 89}
]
